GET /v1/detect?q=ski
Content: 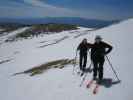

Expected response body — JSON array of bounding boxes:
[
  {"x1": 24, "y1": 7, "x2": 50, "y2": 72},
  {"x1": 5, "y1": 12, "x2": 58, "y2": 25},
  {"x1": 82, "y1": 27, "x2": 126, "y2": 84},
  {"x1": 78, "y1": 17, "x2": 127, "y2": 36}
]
[
  {"x1": 93, "y1": 83, "x2": 100, "y2": 94},
  {"x1": 86, "y1": 80, "x2": 94, "y2": 88},
  {"x1": 85, "y1": 80, "x2": 100, "y2": 95},
  {"x1": 79, "y1": 73, "x2": 88, "y2": 87}
]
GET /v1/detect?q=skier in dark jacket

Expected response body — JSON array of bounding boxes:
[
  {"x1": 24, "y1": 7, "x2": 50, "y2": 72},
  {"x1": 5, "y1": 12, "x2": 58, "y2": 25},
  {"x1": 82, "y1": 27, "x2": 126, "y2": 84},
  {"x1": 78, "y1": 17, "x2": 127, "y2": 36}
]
[
  {"x1": 91, "y1": 35, "x2": 113, "y2": 81},
  {"x1": 77, "y1": 38, "x2": 92, "y2": 71}
]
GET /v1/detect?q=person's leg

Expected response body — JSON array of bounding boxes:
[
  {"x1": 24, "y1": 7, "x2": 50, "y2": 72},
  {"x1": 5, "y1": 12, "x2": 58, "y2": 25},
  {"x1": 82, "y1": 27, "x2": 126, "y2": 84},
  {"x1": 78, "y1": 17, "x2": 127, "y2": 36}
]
[
  {"x1": 83, "y1": 54, "x2": 87, "y2": 71},
  {"x1": 99, "y1": 60, "x2": 105, "y2": 80},
  {"x1": 79, "y1": 54, "x2": 83, "y2": 70},
  {"x1": 93, "y1": 61, "x2": 98, "y2": 80}
]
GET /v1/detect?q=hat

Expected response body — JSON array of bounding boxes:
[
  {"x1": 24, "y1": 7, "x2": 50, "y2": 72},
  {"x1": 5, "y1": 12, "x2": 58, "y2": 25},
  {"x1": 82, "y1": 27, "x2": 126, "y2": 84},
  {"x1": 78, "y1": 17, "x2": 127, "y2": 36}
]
[{"x1": 95, "y1": 35, "x2": 102, "y2": 40}]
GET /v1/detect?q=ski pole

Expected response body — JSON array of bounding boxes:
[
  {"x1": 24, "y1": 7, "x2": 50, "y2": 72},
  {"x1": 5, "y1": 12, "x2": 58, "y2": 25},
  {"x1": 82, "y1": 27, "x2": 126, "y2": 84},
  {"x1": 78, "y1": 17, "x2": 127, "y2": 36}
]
[
  {"x1": 106, "y1": 56, "x2": 120, "y2": 81},
  {"x1": 72, "y1": 50, "x2": 78, "y2": 75}
]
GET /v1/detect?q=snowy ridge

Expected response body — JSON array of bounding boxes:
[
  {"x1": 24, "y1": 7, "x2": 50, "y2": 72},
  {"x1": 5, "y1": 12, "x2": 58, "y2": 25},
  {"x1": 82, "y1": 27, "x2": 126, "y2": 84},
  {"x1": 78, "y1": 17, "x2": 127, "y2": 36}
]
[
  {"x1": 0, "y1": 27, "x2": 30, "y2": 44},
  {"x1": 0, "y1": 19, "x2": 133, "y2": 100}
]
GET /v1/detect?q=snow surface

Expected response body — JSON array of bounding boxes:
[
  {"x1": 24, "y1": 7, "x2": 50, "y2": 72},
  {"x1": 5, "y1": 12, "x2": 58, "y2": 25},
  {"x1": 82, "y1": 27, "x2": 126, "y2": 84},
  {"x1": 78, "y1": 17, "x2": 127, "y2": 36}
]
[{"x1": 0, "y1": 19, "x2": 133, "y2": 100}]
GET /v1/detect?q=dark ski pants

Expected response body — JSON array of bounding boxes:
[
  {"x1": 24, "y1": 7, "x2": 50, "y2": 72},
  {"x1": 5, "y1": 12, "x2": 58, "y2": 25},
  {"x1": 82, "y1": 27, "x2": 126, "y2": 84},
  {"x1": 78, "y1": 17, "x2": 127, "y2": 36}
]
[
  {"x1": 92, "y1": 59, "x2": 105, "y2": 80},
  {"x1": 79, "y1": 53, "x2": 87, "y2": 71}
]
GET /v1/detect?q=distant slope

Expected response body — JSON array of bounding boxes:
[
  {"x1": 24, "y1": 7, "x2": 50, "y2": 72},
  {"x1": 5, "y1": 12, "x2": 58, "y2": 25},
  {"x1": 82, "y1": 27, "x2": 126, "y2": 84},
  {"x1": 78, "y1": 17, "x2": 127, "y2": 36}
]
[
  {"x1": 0, "y1": 23, "x2": 27, "y2": 33},
  {"x1": 0, "y1": 17, "x2": 120, "y2": 28},
  {"x1": 0, "y1": 23, "x2": 78, "y2": 42}
]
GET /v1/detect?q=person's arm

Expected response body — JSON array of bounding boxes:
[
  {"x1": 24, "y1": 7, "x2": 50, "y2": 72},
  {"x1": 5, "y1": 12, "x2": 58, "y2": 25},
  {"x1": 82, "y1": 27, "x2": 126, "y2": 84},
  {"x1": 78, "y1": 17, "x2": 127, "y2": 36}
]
[
  {"x1": 87, "y1": 43, "x2": 93, "y2": 51},
  {"x1": 77, "y1": 43, "x2": 81, "y2": 51},
  {"x1": 103, "y1": 42, "x2": 113, "y2": 55}
]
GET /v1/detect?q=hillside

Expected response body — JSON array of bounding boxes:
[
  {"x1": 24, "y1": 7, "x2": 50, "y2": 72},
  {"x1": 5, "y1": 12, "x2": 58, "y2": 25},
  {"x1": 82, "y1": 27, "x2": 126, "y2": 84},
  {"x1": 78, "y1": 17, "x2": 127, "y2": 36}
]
[
  {"x1": 0, "y1": 17, "x2": 119, "y2": 28},
  {"x1": 0, "y1": 23, "x2": 78, "y2": 42},
  {"x1": 0, "y1": 19, "x2": 133, "y2": 100}
]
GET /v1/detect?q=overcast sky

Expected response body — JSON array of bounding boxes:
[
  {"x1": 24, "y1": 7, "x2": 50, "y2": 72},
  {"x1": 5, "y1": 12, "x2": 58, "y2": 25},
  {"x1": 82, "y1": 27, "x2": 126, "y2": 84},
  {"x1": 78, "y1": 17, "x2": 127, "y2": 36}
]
[{"x1": 0, "y1": 0, "x2": 133, "y2": 20}]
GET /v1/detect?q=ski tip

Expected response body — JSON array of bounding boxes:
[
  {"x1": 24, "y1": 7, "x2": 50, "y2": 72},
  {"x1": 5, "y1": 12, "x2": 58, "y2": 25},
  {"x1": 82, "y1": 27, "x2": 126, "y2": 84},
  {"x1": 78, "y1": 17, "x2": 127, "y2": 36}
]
[
  {"x1": 93, "y1": 85, "x2": 99, "y2": 95},
  {"x1": 86, "y1": 80, "x2": 94, "y2": 88},
  {"x1": 93, "y1": 91, "x2": 96, "y2": 94},
  {"x1": 93, "y1": 88, "x2": 98, "y2": 95},
  {"x1": 86, "y1": 84, "x2": 90, "y2": 88}
]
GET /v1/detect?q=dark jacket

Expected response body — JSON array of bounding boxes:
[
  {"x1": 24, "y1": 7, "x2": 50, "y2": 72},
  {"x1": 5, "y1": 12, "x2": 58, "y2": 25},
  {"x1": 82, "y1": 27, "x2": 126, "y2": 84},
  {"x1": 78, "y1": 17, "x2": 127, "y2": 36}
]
[
  {"x1": 91, "y1": 41, "x2": 113, "y2": 61},
  {"x1": 77, "y1": 43, "x2": 92, "y2": 55}
]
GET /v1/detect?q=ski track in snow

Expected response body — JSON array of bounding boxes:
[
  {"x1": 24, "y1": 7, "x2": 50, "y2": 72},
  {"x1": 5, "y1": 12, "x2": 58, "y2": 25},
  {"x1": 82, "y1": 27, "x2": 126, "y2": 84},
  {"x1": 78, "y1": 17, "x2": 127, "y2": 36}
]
[
  {"x1": 0, "y1": 58, "x2": 13, "y2": 64},
  {"x1": 38, "y1": 36, "x2": 69, "y2": 48},
  {"x1": 0, "y1": 19, "x2": 133, "y2": 100}
]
